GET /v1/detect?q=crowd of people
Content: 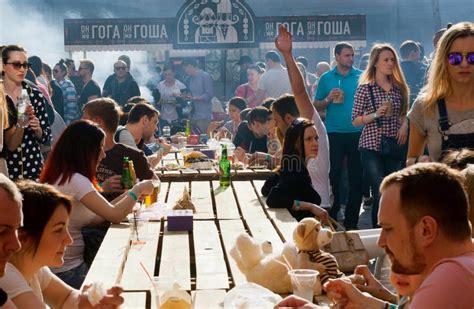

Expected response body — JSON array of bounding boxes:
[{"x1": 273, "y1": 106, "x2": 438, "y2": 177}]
[{"x1": 0, "y1": 19, "x2": 472, "y2": 308}]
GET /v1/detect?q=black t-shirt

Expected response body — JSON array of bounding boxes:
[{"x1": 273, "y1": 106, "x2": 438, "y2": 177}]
[
  {"x1": 233, "y1": 121, "x2": 268, "y2": 153},
  {"x1": 96, "y1": 143, "x2": 155, "y2": 184},
  {"x1": 77, "y1": 79, "x2": 101, "y2": 113}
]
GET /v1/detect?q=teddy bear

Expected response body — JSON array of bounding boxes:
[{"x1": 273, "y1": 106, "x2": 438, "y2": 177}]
[
  {"x1": 293, "y1": 217, "x2": 343, "y2": 285},
  {"x1": 230, "y1": 231, "x2": 326, "y2": 295}
]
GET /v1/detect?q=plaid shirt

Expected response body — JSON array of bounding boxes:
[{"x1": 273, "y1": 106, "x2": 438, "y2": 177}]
[{"x1": 352, "y1": 82, "x2": 404, "y2": 151}]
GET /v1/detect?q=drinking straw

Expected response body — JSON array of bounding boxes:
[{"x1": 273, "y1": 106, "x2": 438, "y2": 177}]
[
  {"x1": 140, "y1": 262, "x2": 154, "y2": 285},
  {"x1": 133, "y1": 210, "x2": 139, "y2": 241},
  {"x1": 281, "y1": 254, "x2": 303, "y2": 291}
]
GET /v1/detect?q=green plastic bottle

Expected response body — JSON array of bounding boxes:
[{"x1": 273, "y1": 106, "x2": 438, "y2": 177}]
[
  {"x1": 219, "y1": 145, "x2": 231, "y2": 187},
  {"x1": 121, "y1": 157, "x2": 133, "y2": 189}
]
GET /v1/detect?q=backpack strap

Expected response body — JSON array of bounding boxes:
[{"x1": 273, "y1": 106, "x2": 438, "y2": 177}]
[
  {"x1": 114, "y1": 127, "x2": 127, "y2": 143},
  {"x1": 368, "y1": 84, "x2": 381, "y2": 128},
  {"x1": 437, "y1": 99, "x2": 451, "y2": 132}
]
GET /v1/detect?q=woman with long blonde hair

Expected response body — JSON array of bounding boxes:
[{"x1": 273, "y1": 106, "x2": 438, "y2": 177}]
[
  {"x1": 407, "y1": 22, "x2": 474, "y2": 164},
  {"x1": 0, "y1": 48, "x2": 10, "y2": 176},
  {"x1": 351, "y1": 43, "x2": 410, "y2": 227}
]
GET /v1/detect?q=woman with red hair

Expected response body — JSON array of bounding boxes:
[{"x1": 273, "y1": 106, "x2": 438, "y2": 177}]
[{"x1": 40, "y1": 120, "x2": 154, "y2": 288}]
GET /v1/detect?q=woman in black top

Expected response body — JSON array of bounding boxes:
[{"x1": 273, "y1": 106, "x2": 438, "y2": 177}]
[
  {"x1": 2, "y1": 45, "x2": 51, "y2": 180},
  {"x1": 265, "y1": 118, "x2": 328, "y2": 222}
]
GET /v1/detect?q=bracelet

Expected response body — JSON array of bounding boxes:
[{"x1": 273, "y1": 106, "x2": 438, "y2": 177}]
[
  {"x1": 295, "y1": 200, "x2": 300, "y2": 211},
  {"x1": 128, "y1": 190, "x2": 138, "y2": 202}
]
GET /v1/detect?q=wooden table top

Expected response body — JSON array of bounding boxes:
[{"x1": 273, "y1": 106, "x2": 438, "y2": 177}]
[{"x1": 84, "y1": 176, "x2": 302, "y2": 308}]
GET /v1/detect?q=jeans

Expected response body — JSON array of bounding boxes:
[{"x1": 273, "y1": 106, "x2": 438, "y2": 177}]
[
  {"x1": 327, "y1": 132, "x2": 363, "y2": 229},
  {"x1": 55, "y1": 262, "x2": 89, "y2": 289},
  {"x1": 360, "y1": 148, "x2": 402, "y2": 228}
]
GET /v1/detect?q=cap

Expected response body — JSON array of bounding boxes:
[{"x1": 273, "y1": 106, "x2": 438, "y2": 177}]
[{"x1": 236, "y1": 55, "x2": 253, "y2": 65}]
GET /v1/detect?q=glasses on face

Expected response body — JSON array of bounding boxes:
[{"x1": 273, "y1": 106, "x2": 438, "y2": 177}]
[
  {"x1": 447, "y1": 52, "x2": 474, "y2": 65},
  {"x1": 114, "y1": 66, "x2": 126, "y2": 71},
  {"x1": 5, "y1": 62, "x2": 31, "y2": 70}
]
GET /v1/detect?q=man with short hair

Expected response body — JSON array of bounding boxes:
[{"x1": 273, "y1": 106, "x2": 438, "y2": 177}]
[
  {"x1": 296, "y1": 56, "x2": 317, "y2": 85},
  {"x1": 115, "y1": 102, "x2": 167, "y2": 168},
  {"x1": 0, "y1": 174, "x2": 22, "y2": 308},
  {"x1": 102, "y1": 60, "x2": 140, "y2": 107},
  {"x1": 255, "y1": 51, "x2": 292, "y2": 105},
  {"x1": 77, "y1": 59, "x2": 101, "y2": 114},
  {"x1": 377, "y1": 163, "x2": 474, "y2": 307},
  {"x1": 236, "y1": 55, "x2": 253, "y2": 85},
  {"x1": 314, "y1": 42, "x2": 363, "y2": 230},
  {"x1": 82, "y1": 98, "x2": 158, "y2": 194},
  {"x1": 399, "y1": 40, "x2": 426, "y2": 106},
  {"x1": 271, "y1": 95, "x2": 300, "y2": 137},
  {"x1": 182, "y1": 58, "x2": 214, "y2": 133},
  {"x1": 233, "y1": 106, "x2": 271, "y2": 154}
]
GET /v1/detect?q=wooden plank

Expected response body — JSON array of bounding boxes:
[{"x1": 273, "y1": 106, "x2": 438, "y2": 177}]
[
  {"x1": 166, "y1": 181, "x2": 189, "y2": 206},
  {"x1": 212, "y1": 181, "x2": 240, "y2": 220},
  {"x1": 190, "y1": 181, "x2": 214, "y2": 220},
  {"x1": 157, "y1": 181, "x2": 169, "y2": 204},
  {"x1": 120, "y1": 222, "x2": 161, "y2": 290},
  {"x1": 232, "y1": 181, "x2": 283, "y2": 246},
  {"x1": 219, "y1": 220, "x2": 248, "y2": 287},
  {"x1": 83, "y1": 224, "x2": 130, "y2": 287},
  {"x1": 253, "y1": 180, "x2": 298, "y2": 242},
  {"x1": 192, "y1": 290, "x2": 226, "y2": 308},
  {"x1": 123, "y1": 292, "x2": 148, "y2": 309},
  {"x1": 159, "y1": 226, "x2": 191, "y2": 290},
  {"x1": 193, "y1": 221, "x2": 229, "y2": 290}
]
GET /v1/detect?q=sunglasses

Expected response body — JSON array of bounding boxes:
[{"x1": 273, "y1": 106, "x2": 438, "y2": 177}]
[
  {"x1": 114, "y1": 66, "x2": 126, "y2": 71},
  {"x1": 5, "y1": 62, "x2": 31, "y2": 70},
  {"x1": 447, "y1": 52, "x2": 474, "y2": 65}
]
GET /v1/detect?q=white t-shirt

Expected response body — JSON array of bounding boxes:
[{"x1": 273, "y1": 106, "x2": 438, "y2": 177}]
[
  {"x1": 157, "y1": 80, "x2": 186, "y2": 122},
  {"x1": 51, "y1": 173, "x2": 97, "y2": 273},
  {"x1": 0, "y1": 264, "x2": 53, "y2": 303},
  {"x1": 307, "y1": 110, "x2": 331, "y2": 209},
  {"x1": 257, "y1": 66, "x2": 292, "y2": 100}
]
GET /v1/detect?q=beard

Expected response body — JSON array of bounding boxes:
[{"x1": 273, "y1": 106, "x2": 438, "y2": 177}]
[{"x1": 388, "y1": 233, "x2": 426, "y2": 275}]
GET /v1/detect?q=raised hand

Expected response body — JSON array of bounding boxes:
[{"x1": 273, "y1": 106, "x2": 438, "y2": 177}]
[{"x1": 275, "y1": 25, "x2": 293, "y2": 55}]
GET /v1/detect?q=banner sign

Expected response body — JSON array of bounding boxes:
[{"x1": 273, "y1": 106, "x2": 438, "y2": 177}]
[
  {"x1": 174, "y1": 0, "x2": 257, "y2": 49},
  {"x1": 258, "y1": 15, "x2": 366, "y2": 43},
  {"x1": 64, "y1": 18, "x2": 174, "y2": 46}
]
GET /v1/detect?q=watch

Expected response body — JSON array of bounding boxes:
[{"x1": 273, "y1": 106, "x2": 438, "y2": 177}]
[{"x1": 373, "y1": 112, "x2": 379, "y2": 119}]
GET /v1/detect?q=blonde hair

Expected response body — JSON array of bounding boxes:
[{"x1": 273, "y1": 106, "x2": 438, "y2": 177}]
[
  {"x1": 0, "y1": 54, "x2": 9, "y2": 128},
  {"x1": 461, "y1": 165, "x2": 474, "y2": 237},
  {"x1": 419, "y1": 22, "x2": 474, "y2": 115},
  {"x1": 359, "y1": 43, "x2": 410, "y2": 117}
]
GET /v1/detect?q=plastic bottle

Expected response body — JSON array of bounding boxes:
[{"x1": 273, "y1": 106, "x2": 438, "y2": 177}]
[{"x1": 17, "y1": 89, "x2": 30, "y2": 128}]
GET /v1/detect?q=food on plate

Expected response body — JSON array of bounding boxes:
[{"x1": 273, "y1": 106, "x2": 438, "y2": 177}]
[{"x1": 173, "y1": 187, "x2": 196, "y2": 213}]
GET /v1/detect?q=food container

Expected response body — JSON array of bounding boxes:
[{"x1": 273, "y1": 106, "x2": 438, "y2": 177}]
[{"x1": 167, "y1": 210, "x2": 193, "y2": 231}]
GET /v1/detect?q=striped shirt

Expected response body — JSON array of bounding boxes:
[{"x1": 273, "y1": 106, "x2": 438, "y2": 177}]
[
  {"x1": 57, "y1": 79, "x2": 80, "y2": 124},
  {"x1": 352, "y1": 82, "x2": 404, "y2": 151},
  {"x1": 299, "y1": 250, "x2": 342, "y2": 284}
]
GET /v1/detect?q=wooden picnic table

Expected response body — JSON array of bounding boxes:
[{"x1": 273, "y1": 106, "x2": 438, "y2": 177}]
[
  {"x1": 156, "y1": 150, "x2": 275, "y2": 182},
  {"x1": 84, "y1": 171, "x2": 303, "y2": 308},
  {"x1": 85, "y1": 153, "x2": 385, "y2": 308}
]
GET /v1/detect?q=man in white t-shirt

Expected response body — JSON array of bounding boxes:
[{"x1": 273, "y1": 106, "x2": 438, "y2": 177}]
[
  {"x1": 0, "y1": 174, "x2": 23, "y2": 308},
  {"x1": 255, "y1": 51, "x2": 292, "y2": 105}
]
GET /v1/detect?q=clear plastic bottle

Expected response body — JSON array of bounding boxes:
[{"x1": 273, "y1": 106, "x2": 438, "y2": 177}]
[{"x1": 17, "y1": 89, "x2": 30, "y2": 128}]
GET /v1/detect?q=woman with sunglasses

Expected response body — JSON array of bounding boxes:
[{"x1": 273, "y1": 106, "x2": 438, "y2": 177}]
[
  {"x1": 53, "y1": 59, "x2": 80, "y2": 124},
  {"x1": 0, "y1": 180, "x2": 124, "y2": 308},
  {"x1": 407, "y1": 22, "x2": 474, "y2": 164},
  {"x1": 1, "y1": 45, "x2": 51, "y2": 180},
  {"x1": 0, "y1": 51, "x2": 10, "y2": 177},
  {"x1": 40, "y1": 120, "x2": 154, "y2": 288}
]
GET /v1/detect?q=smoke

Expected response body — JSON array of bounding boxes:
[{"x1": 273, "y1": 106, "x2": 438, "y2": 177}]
[{"x1": 0, "y1": 0, "x2": 157, "y2": 103}]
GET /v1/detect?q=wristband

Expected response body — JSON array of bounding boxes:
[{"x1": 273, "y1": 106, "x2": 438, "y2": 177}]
[
  {"x1": 373, "y1": 112, "x2": 378, "y2": 119},
  {"x1": 128, "y1": 190, "x2": 138, "y2": 202},
  {"x1": 295, "y1": 200, "x2": 300, "y2": 210},
  {"x1": 265, "y1": 154, "x2": 270, "y2": 162}
]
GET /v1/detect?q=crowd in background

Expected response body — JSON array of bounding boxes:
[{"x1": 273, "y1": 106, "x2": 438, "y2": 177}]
[{"x1": 0, "y1": 20, "x2": 472, "y2": 309}]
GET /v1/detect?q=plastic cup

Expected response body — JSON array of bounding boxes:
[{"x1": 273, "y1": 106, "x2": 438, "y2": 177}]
[
  {"x1": 333, "y1": 88, "x2": 344, "y2": 104},
  {"x1": 288, "y1": 269, "x2": 319, "y2": 302},
  {"x1": 382, "y1": 100, "x2": 393, "y2": 117},
  {"x1": 128, "y1": 217, "x2": 149, "y2": 244},
  {"x1": 177, "y1": 136, "x2": 187, "y2": 149},
  {"x1": 151, "y1": 277, "x2": 175, "y2": 309}
]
